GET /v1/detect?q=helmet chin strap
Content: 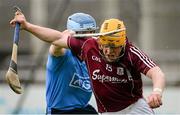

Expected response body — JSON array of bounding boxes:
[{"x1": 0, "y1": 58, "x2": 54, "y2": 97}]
[{"x1": 115, "y1": 47, "x2": 125, "y2": 61}]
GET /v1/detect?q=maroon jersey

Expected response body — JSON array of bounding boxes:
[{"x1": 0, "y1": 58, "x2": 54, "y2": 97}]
[{"x1": 68, "y1": 37, "x2": 156, "y2": 113}]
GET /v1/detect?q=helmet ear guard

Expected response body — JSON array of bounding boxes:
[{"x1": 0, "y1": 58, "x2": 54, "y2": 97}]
[{"x1": 98, "y1": 19, "x2": 126, "y2": 47}]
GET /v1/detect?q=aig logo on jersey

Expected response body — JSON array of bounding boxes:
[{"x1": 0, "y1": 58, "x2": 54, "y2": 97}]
[
  {"x1": 117, "y1": 67, "x2": 124, "y2": 75},
  {"x1": 69, "y1": 73, "x2": 92, "y2": 92}
]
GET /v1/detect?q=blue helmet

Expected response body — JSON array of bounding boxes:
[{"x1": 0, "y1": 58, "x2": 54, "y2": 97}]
[{"x1": 67, "y1": 13, "x2": 98, "y2": 32}]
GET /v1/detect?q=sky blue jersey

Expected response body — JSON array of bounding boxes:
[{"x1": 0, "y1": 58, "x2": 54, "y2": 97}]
[{"x1": 46, "y1": 50, "x2": 92, "y2": 113}]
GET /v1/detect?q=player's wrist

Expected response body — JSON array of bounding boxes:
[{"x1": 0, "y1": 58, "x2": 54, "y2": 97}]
[{"x1": 153, "y1": 88, "x2": 163, "y2": 96}]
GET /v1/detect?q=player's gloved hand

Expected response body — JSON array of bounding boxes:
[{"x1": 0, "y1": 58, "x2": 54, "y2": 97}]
[{"x1": 146, "y1": 88, "x2": 163, "y2": 109}]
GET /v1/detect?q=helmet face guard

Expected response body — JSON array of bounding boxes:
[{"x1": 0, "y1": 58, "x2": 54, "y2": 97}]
[
  {"x1": 99, "y1": 31, "x2": 126, "y2": 48},
  {"x1": 98, "y1": 19, "x2": 126, "y2": 47}
]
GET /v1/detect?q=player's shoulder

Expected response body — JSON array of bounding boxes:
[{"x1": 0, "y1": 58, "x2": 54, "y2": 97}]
[
  {"x1": 84, "y1": 37, "x2": 97, "y2": 42},
  {"x1": 83, "y1": 37, "x2": 98, "y2": 46},
  {"x1": 125, "y1": 40, "x2": 134, "y2": 50},
  {"x1": 81, "y1": 37, "x2": 98, "y2": 51},
  {"x1": 125, "y1": 40, "x2": 142, "y2": 57}
]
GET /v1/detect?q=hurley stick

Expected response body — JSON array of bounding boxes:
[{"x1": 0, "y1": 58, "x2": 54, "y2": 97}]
[
  {"x1": 5, "y1": 6, "x2": 22, "y2": 94},
  {"x1": 73, "y1": 28, "x2": 126, "y2": 38}
]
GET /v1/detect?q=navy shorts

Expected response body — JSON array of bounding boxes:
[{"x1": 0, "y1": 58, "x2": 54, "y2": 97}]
[{"x1": 50, "y1": 104, "x2": 98, "y2": 114}]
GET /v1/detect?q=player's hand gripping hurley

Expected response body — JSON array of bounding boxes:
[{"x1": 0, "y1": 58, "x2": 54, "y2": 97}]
[{"x1": 5, "y1": 6, "x2": 22, "y2": 94}]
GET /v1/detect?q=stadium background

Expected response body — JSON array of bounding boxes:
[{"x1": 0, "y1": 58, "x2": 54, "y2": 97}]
[{"x1": 0, "y1": 0, "x2": 180, "y2": 114}]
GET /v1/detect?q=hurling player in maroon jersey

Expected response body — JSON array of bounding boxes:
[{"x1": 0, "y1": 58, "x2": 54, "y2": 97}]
[
  {"x1": 68, "y1": 19, "x2": 165, "y2": 114},
  {"x1": 11, "y1": 11, "x2": 165, "y2": 114}
]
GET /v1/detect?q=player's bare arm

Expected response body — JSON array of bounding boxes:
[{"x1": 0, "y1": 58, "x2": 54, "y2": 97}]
[
  {"x1": 49, "y1": 45, "x2": 66, "y2": 57},
  {"x1": 49, "y1": 30, "x2": 75, "y2": 56},
  {"x1": 10, "y1": 11, "x2": 71, "y2": 49},
  {"x1": 146, "y1": 66, "x2": 165, "y2": 108}
]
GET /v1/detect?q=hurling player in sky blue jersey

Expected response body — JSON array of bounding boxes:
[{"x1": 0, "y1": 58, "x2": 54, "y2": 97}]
[
  {"x1": 11, "y1": 12, "x2": 98, "y2": 114},
  {"x1": 45, "y1": 13, "x2": 98, "y2": 114},
  {"x1": 11, "y1": 11, "x2": 165, "y2": 114}
]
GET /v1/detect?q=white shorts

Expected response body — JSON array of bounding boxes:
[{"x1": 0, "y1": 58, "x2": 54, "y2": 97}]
[{"x1": 100, "y1": 98, "x2": 154, "y2": 115}]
